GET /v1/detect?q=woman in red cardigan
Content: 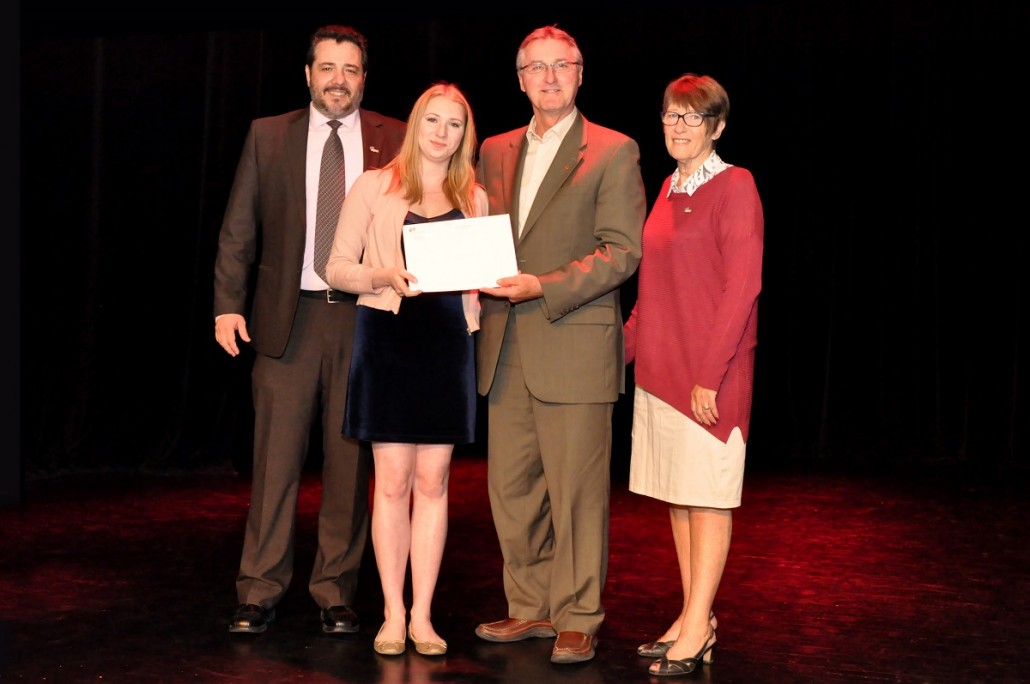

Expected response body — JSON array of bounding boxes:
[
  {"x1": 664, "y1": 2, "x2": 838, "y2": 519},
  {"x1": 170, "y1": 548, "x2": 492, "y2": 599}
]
[{"x1": 623, "y1": 73, "x2": 764, "y2": 678}]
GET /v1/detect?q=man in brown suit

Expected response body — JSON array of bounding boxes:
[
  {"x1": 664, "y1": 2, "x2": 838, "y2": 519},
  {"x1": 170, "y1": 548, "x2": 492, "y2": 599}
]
[
  {"x1": 213, "y1": 25, "x2": 405, "y2": 635},
  {"x1": 473, "y1": 26, "x2": 646, "y2": 664}
]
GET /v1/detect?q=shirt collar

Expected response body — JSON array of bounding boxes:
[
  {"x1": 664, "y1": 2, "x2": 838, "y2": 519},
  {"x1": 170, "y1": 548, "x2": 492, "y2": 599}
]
[
  {"x1": 668, "y1": 151, "x2": 729, "y2": 197},
  {"x1": 310, "y1": 104, "x2": 360, "y2": 131},
  {"x1": 526, "y1": 107, "x2": 578, "y2": 143}
]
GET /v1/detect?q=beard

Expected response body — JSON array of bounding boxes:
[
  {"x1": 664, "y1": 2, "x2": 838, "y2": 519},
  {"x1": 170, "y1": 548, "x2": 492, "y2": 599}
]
[{"x1": 311, "y1": 82, "x2": 363, "y2": 118}]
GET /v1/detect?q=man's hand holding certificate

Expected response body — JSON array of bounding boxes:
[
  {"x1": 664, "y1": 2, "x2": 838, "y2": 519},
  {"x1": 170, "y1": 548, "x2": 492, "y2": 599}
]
[{"x1": 402, "y1": 214, "x2": 518, "y2": 292}]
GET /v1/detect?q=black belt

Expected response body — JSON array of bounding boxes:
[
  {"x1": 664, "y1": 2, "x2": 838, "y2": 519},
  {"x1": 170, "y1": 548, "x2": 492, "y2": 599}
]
[{"x1": 299, "y1": 289, "x2": 357, "y2": 303}]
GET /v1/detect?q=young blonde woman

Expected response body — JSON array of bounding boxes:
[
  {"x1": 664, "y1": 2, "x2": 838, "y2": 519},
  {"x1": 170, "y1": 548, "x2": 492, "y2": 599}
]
[{"x1": 326, "y1": 82, "x2": 487, "y2": 656}]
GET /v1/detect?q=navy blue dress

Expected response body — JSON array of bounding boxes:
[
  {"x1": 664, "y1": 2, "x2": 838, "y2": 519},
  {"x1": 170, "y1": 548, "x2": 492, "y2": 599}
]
[{"x1": 343, "y1": 208, "x2": 476, "y2": 444}]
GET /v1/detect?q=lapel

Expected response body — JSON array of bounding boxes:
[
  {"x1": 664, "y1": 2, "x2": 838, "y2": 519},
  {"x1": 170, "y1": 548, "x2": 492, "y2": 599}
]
[
  {"x1": 519, "y1": 113, "x2": 586, "y2": 242},
  {"x1": 502, "y1": 128, "x2": 529, "y2": 241},
  {"x1": 360, "y1": 110, "x2": 387, "y2": 170},
  {"x1": 286, "y1": 109, "x2": 310, "y2": 226}
]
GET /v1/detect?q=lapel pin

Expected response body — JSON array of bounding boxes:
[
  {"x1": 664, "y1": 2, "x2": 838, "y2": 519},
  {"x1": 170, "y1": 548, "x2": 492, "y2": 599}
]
[{"x1": 370, "y1": 146, "x2": 380, "y2": 153}]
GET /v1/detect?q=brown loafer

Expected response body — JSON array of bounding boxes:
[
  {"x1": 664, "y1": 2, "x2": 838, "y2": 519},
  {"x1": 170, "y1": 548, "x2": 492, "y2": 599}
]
[
  {"x1": 551, "y1": 630, "x2": 597, "y2": 664},
  {"x1": 475, "y1": 617, "x2": 556, "y2": 642}
]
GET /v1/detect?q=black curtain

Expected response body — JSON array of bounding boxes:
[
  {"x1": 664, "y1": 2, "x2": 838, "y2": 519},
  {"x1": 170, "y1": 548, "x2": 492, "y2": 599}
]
[{"x1": 19, "y1": 1, "x2": 1029, "y2": 479}]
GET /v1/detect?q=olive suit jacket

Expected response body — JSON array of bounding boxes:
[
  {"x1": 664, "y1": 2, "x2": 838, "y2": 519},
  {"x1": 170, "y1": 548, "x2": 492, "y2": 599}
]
[
  {"x1": 213, "y1": 107, "x2": 405, "y2": 358},
  {"x1": 475, "y1": 112, "x2": 646, "y2": 403}
]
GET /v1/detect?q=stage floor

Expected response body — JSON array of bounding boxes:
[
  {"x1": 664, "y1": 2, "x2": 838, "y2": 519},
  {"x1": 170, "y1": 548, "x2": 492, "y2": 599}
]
[{"x1": 3, "y1": 454, "x2": 1028, "y2": 683}]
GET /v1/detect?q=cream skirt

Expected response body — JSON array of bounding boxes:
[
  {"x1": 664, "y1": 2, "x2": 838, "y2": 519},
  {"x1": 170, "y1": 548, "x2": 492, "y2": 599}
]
[{"x1": 628, "y1": 387, "x2": 745, "y2": 508}]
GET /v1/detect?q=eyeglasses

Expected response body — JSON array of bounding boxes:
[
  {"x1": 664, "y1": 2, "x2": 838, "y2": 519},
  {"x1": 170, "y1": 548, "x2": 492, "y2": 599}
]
[
  {"x1": 661, "y1": 111, "x2": 712, "y2": 127},
  {"x1": 518, "y1": 60, "x2": 582, "y2": 76}
]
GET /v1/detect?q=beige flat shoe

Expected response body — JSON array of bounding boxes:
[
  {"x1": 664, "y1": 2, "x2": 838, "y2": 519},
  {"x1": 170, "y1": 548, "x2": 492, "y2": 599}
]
[
  {"x1": 408, "y1": 624, "x2": 447, "y2": 656},
  {"x1": 373, "y1": 623, "x2": 406, "y2": 656}
]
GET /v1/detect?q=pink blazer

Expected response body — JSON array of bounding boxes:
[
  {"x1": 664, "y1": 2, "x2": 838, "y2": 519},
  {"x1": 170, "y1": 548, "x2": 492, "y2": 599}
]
[{"x1": 325, "y1": 167, "x2": 489, "y2": 332}]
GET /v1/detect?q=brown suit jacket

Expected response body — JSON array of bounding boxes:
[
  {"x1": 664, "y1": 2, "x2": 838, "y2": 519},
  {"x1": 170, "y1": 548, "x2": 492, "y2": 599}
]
[
  {"x1": 475, "y1": 113, "x2": 646, "y2": 403},
  {"x1": 213, "y1": 107, "x2": 405, "y2": 358}
]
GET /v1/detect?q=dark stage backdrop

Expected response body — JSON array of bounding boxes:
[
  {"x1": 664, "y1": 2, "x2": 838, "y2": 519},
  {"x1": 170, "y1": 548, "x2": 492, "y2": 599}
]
[{"x1": 18, "y1": 2, "x2": 1029, "y2": 481}]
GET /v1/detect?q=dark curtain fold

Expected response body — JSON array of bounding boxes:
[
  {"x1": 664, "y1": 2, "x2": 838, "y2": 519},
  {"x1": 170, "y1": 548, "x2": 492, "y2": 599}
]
[{"x1": 19, "y1": 2, "x2": 1029, "y2": 477}]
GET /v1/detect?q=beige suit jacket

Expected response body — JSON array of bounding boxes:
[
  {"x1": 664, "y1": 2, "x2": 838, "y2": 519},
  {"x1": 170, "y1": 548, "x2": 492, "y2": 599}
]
[
  {"x1": 325, "y1": 167, "x2": 489, "y2": 333},
  {"x1": 475, "y1": 112, "x2": 646, "y2": 403}
]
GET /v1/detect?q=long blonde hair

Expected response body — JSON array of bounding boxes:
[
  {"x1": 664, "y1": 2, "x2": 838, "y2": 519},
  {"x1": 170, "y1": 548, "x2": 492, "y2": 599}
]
[{"x1": 385, "y1": 82, "x2": 478, "y2": 216}]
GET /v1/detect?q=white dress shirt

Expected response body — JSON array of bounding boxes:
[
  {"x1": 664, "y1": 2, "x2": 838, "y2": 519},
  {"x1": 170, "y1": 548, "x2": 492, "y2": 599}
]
[
  {"x1": 302, "y1": 105, "x2": 363, "y2": 290},
  {"x1": 517, "y1": 107, "x2": 578, "y2": 238}
]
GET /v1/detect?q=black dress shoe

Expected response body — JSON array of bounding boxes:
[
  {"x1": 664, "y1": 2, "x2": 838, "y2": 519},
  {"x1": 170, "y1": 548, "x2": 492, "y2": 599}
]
[
  {"x1": 229, "y1": 603, "x2": 275, "y2": 634},
  {"x1": 321, "y1": 605, "x2": 360, "y2": 634}
]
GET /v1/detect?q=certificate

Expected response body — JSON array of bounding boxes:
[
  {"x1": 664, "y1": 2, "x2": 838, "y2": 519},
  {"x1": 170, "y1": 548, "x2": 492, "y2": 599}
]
[{"x1": 402, "y1": 214, "x2": 518, "y2": 292}]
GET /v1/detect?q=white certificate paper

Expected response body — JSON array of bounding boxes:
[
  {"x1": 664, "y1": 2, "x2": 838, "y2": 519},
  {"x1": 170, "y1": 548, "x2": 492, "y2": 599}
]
[{"x1": 402, "y1": 214, "x2": 518, "y2": 292}]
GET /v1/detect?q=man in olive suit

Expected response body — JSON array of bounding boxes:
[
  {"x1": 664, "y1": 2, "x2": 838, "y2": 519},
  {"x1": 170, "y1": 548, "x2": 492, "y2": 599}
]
[{"x1": 473, "y1": 25, "x2": 646, "y2": 664}]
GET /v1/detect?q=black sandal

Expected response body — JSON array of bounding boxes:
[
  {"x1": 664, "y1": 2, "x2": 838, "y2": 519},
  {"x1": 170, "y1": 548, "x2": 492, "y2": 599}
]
[
  {"x1": 636, "y1": 611, "x2": 717, "y2": 658},
  {"x1": 647, "y1": 631, "x2": 716, "y2": 677},
  {"x1": 637, "y1": 639, "x2": 674, "y2": 658}
]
